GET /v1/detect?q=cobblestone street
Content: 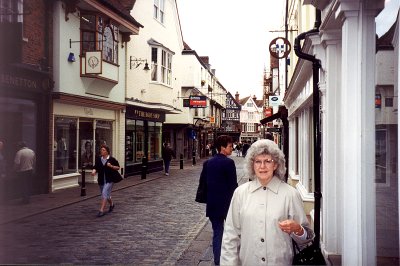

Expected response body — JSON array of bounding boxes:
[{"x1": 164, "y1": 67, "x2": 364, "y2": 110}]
[{"x1": 0, "y1": 156, "x2": 246, "y2": 265}]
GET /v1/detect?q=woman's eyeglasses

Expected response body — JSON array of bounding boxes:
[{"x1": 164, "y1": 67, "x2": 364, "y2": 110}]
[{"x1": 254, "y1": 159, "x2": 275, "y2": 167}]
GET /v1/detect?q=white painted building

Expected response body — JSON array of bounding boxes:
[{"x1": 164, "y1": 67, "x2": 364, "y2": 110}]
[
  {"x1": 238, "y1": 95, "x2": 263, "y2": 143},
  {"x1": 284, "y1": 0, "x2": 399, "y2": 264},
  {"x1": 125, "y1": 0, "x2": 184, "y2": 175},
  {"x1": 51, "y1": 0, "x2": 141, "y2": 190}
]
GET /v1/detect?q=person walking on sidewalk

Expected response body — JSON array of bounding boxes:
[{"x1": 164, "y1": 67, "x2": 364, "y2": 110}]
[
  {"x1": 14, "y1": 141, "x2": 35, "y2": 204},
  {"x1": 161, "y1": 142, "x2": 175, "y2": 176},
  {"x1": 220, "y1": 139, "x2": 314, "y2": 265},
  {"x1": 91, "y1": 144, "x2": 119, "y2": 217},
  {"x1": 204, "y1": 135, "x2": 238, "y2": 265}
]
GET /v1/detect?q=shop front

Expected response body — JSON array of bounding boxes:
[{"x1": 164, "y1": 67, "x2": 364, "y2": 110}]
[
  {"x1": 52, "y1": 94, "x2": 124, "y2": 190},
  {"x1": 125, "y1": 106, "x2": 164, "y2": 176},
  {"x1": 0, "y1": 67, "x2": 52, "y2": 199}
]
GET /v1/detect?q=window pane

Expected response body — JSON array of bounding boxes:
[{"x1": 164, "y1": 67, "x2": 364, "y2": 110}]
[
  {"x1": 79, "y1": 120, "x2": 93, "y2": 168},
  {"x1": 81, "y1": 14, "x2": 96, "y2": 30},
  {"x1": 136, "y1": 120, "x2": 144, "y2": 162},
  {"x1": 103, "y1": 26, "x2": 114, "y2": 62},
  {"x1": 151, "y1": 47, "x2": 158, "y2": 81},
  {"x1": 82, "y1": 31, "x2": 95, "y2": 53},
  {"x1": 54, "y1": 117, "x2": 77, "y2": 176},
  {"x1": 95, "y1": 120, "x2": 113, "y2": 156}
]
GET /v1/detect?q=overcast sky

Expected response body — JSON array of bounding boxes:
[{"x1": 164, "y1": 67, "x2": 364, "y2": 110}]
[
  {"x1": 177, "y1": 0, "x2": 399, "y2": 100},
  {"x1": 176, "y1": 0, "x2": 285, "y2": 100}
]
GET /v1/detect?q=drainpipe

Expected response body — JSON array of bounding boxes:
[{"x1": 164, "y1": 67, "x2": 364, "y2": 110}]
[{"x1": 293, "y1": 9, "x2": 322, "y2": 247}]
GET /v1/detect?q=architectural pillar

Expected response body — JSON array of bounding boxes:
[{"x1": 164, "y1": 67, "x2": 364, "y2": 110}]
[
  {"x1": 338, "y1": 0, "x2": 384, "y2": 263},
  {"x1": 320, "y1": 30, "x2": 342, "y2": 255}
]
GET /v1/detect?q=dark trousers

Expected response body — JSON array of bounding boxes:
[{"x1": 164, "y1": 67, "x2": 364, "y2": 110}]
[
  {"x1": 18, "y1": 170, "x2": 32, "y2": 203},
  {"x1": 163, "y1": 159, "x2": 171, "y2": 173},
  {"x1": 210, "y1": 217, "x2": 224, "y2": 265}
]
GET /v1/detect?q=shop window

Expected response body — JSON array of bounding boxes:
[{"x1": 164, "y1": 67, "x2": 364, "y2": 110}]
[
  {"x1": 79, "y1": 120, "x2": 94, "y2": 168},
  {"x1": 0, "y1": 97, "x2": 36, "y2": 178},
  {"x1": 54, "y1": 117, "x2": 77, "y2": 176},
  {"x1": 95, "y1": 120, "x2": 113, "y2": 155},
  {"x1": 80, "y1": 13, "x2": 119, "y2": 64},
  {"x1": 136, "y1": 120, "x2": 145, "y2": 162}
]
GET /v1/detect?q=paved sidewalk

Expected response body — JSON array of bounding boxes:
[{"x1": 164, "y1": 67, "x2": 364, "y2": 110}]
[
  {"x1": 0, "y1": 168, "x2": 164, "y2": 225},
  {"x1": 0, "y1": 156, "x2": 246, "y2": 265},
  {"x1": 0, "y1": 158, "x2": 215, "y2": 265}
]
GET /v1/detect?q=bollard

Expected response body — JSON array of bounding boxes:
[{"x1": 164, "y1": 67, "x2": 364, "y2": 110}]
[
  {"x1": 81, "y1": 165, "x2": 86, "y2": 196},
  {"x1": 141, "y1": 157, "x2": 147, "y2": 179},
  {"x1": 192, "y1": 150, "x2": 196, "y2": 165},
  {"x1": 180, "y1": 153, "x2": 184, "y2": 169}
]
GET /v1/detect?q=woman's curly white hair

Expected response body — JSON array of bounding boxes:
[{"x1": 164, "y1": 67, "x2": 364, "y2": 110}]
[{"x1": 244, "y1": 139, "x2": 286, "y2": 180}]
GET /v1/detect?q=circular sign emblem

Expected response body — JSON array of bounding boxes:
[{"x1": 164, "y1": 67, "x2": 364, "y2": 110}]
[
  {"x1": 269, "y1": 37, "x2": 291, "y2": 59},
  {"x1": 271, "y1": 96, "x2": 279, "y2": 101}
]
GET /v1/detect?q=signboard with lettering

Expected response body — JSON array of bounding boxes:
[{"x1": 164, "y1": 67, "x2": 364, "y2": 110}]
[
  {"x1": 264, "y1": 107, "x2": 273, "y2": 117},
  {"x1": 210, "y1": 116, "x2": 215, "y2": 124},
  {"x1": 189, "y1": 96, "x2": 207, "y2": 108},
  {"x1": 126, "y1": 106, "x2": 165, "y2": 122},
  {"x1": 269, "y1": 95, "x2": 282, "y2": 107}
]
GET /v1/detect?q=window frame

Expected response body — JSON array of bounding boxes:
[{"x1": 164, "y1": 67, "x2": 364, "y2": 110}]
[
  {"x1": 150, "y1": 46, "x2": 173, "y2": 86},
  {"x1": 80, "y1": 13, "x2": 119, "y2": 65},
  {"x1": 153, "y1": 0, "x2": 165, "y2": 23}
]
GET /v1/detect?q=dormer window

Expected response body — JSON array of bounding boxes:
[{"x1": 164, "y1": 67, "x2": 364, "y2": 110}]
[{"x1": 80, "y1": 14, "x2": 119, "y2": 64}]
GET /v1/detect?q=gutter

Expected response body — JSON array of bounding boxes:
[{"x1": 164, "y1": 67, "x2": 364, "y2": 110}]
[{"x1": 293, "y1": 9, "x2": 323, "y2": 249}]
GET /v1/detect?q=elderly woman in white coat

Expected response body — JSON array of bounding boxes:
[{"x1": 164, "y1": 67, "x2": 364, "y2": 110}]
[{"x1": 220, "y1": 139, "x2": 314, "y2": 265}]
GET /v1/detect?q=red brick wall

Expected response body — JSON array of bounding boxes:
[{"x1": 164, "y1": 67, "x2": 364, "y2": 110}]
[{"x1": 22, "y1": 0, "x2": 47, "y2": 67}]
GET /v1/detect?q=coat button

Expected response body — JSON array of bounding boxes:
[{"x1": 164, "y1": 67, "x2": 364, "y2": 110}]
[
  {"x1": 262, "y1": 257, "x2": 266, "y2": 262},
  {"x1": 261, "y1": 238, "x2": 264, "y2": 242},
  {"x1": 263, "y1": 187, "x2": 266, "y2": 190}
]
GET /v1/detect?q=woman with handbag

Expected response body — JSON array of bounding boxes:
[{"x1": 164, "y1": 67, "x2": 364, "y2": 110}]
[
  {"x1": 91, "y1": 144, "x2": 120, "y2": 217},
  {"x1": 220, "y1": 139, "x2": 315, "y2": 265}
]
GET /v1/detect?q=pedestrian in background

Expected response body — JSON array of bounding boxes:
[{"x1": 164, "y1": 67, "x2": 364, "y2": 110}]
[
  {"x1": 241, "y1": 140, "x2": 250, "y2": 157},
  {"x1": 91, "y1": 144, "x2": 119, "y2": 217},
  {"x1": 162, "y1": 142, "x2": 175, "y2": 176},
  {"x1": 220, "y1": 139, "x2": 314, "y2": 265},
  {"x1": 204, "y1": 135, "x2": 238, "y2": 265},
  {"x1": 14, "y1": 141, "x2": 35, "y2": 204}
]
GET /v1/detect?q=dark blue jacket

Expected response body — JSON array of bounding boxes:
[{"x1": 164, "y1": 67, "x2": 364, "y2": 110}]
[{"x1": 206, "y1": 154, "x2": 238, "y2": 219}]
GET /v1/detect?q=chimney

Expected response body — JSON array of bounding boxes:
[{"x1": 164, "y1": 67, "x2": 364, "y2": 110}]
[
  {"x1": 253, "y1": 95, "x2": 257, "y2": 102},
  {"x1": 235, "y1": 91, "x2": 240, "y2": 102}
]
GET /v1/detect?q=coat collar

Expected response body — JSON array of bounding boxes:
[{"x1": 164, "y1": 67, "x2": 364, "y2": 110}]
[{"x1": 249, "y1": 176, "x2": 283, "y2": 194}]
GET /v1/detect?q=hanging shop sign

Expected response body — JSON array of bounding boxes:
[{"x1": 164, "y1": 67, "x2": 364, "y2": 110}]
[
  {"x1": 269, "y1": 37, "x2": 291, "y2": 59},
  {"x1": 189, "y1": 96, "x2": 207, "y2": 108},
  {"x1": 269, "y1": 95, "x2": 282, "y2": 107}
]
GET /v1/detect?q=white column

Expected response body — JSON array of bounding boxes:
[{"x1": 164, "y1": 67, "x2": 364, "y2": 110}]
[
  {"x1": 320, "y1": 30, "x2": 342, "y2": 255},
  {"x1": 338, "y1": 0, "x2": 383, "y2": 264},
  {"x1": 394, "y1": 16, "x2": 400, "y2": 261}
]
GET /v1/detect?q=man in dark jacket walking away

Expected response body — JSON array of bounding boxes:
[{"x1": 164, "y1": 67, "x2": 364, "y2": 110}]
[
  {"x1": 161, "y1": 142, "x2": 175, "y2": 176},
  {"x1": 204, "y1": 135, "x2": 238, "y2": 265}
]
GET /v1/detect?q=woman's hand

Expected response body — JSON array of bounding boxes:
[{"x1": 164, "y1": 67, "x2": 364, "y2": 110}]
[
  {"x1": 278, "y1": 220, "x2": 304, "y2": 236},
  {"x1": 91, "y1": 170, "x2": 96, "y2": 176}
]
